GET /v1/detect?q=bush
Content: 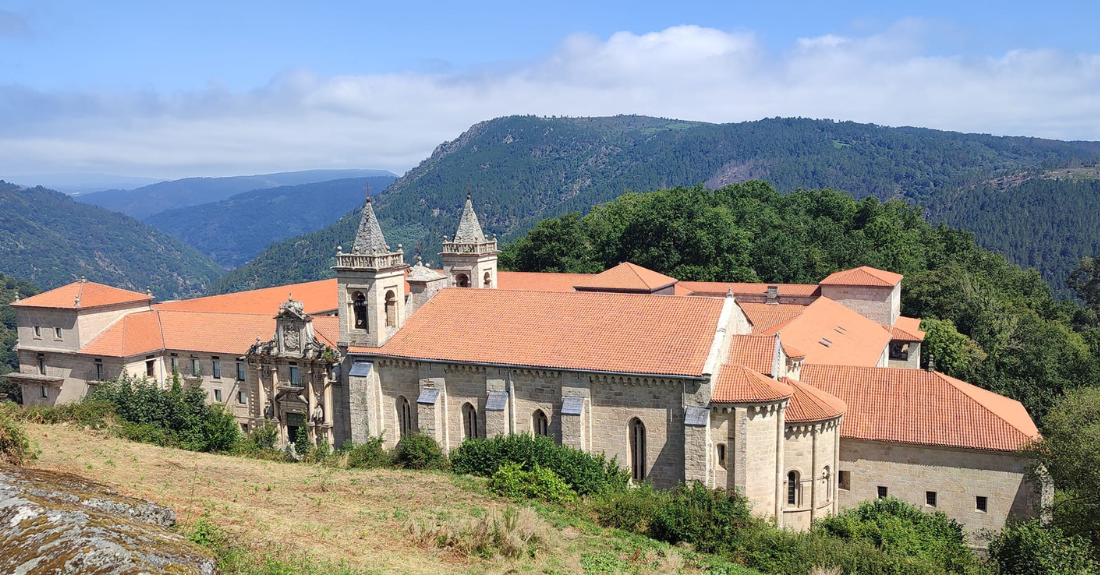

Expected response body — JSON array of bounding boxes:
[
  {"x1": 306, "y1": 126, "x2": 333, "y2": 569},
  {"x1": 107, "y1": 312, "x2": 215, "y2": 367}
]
[
  {"x1": 16, "y1": 399, "x2": 115, "y2": 427},
  {"x1": 406, "y1": 506, "x2": 551, "y2": 559},
  {"x1": 489, "y1": 462, "x2": 575, "y2": 504},
  {"x1": 0, "y1": 406, "x2": 36, "y2": 465},
  {"x1": 589, "y1": 482, "x2": 665, "y2": 532},
  {"x1": 648, "y1": 481, "x2": 758, "y2": 554},
  {"x1": 341, "y1": 435, "x2": 391, "y2": 469},
  {"x1": 395, "y1": 433, "x2": 448, "y2": 470},
  {"x1": 293, "y1": 423, "x2": 312, "y2": 457},
  {"x1": 244, "y1": 420, "x2": 279, "y2": 451},
  {"x1": 988, "y1": 519, "x2": 1097, "y2": 575},
  {"x1": 451, "y1": 434, "x2": 629, "y2": 496}
]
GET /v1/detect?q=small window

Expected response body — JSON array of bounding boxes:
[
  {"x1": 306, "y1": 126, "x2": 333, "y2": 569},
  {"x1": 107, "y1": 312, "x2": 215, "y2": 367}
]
[
  {"x1": 54, "y1": 327, "x2": 63, "y2": 339},
  {"x1": 976, "y1": 496, "x2": 988, "y2": 512},
  {"x1": 397, "y1": 396, "x2": 414, "y2": 438},
  {"x1": 237, "y1": 390, "x2": 247, "y2": 405},
  {"x1": 483, "y1": 271, "x2": 492, "y2": 288},
  {"x1": 877, "y1": 486, "x2": 888, "y2": 499},
  {"x1": 629, "y1": 418, "x2": 646, "y2": 482},
  {"x1": 236, "y1": 362, "x2": 245, "y2": 381},
  {"x1": 95, "y1": 360, "x2": 104, "y2": 381},
  {"x1": 240, "y1": 423, "x2": 248, "y2": 433},
  {"x1": 214, "y1": 389, "x2": 223, "y2": 402},
  {"x1": 926, "y1": 491, "x2": 937, "y2": 507},
  {"x1": 289, "y1": 365, "x2": 300, "y2": 387},
  {"x1": 890, "y1": 342, "x2": 910, "y2": 361},
  {"x1": 145, "y1": 359, "x2": 155, "y2": 377},
  {"x1": 456, "y1": 273, "x2": 470, "y2": 288},
  {"x1": 384, "y1": 290, "x2": 397, "y2": 328},
  {"x1": 170, "y1": 356, "x2": 179, "y2": 372},
  {"x1": 462, "y1": 402, "x2": 479, "y2": 440},
  {"x1": 533, "y1": 409, "x2": 549, "y2": 437},
  {"x1": 839, "y1": 470, "x2": 850, "y2": 490},
  {"x1": 33, "y1": 326, "x2": 41, "y2": 337},
  {"x1": 353, "y1": 291, "x2": 368, "y2": 331},
  {"x1": 40, "y1": 385, "x2": 48, "y2": 398},
  {"x1": 191, "y1": 358, "x2": 200, "y2": 377},
  {"x1": 717, "y1": 443, "x2": 727, "y2": 470},
  {"x1": 37, "y1": 354, "x2": 46, "y2": 376},
  {"x1": 212, "y1": 359, "x2": 221, "y2": 379},
  {"x1": 787, "y1": 471, "x2": 800, "y2": 507}
]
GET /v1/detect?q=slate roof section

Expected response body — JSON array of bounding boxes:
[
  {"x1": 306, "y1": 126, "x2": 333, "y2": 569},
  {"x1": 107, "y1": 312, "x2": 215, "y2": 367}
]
[
  {"x1": 711, "y1": 364, "x2": 792, "y2": 403},
  {"x1": 360, "y1": 288, "x2": 725, "y2": 377},
  {"x1": 801, "y1": 365, "x2": 1039, "y2": 452},
  {"x1": 819, "y1": 266, "x2": 903, "y2": 287},
  {"x1": 782, "y1": 377, "x2": 846, "y2": 423},
  {"x1": 453, "y1": 194, "x2": 488, "y2": 243},
  {"x1": 351, "y1": 197, "x2": 392, "y2": 255},
  {"x1": 573, "y1": 262, "x2": 678, "y2": 293},
  {"x1": 13, "y1": 281, "x2": 153, "y2": 310}
]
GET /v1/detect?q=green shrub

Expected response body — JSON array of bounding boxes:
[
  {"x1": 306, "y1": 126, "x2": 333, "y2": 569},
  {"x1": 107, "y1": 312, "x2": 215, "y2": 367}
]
[
  {"x1": 293, "y1": 423, "x2": 312, "y2": 457},
  {"x1": 451, "y1": 433, "x2": 629, "y2": 496},
  {"x1": 406, "y1": 506, "x2": 550, "y2": 560},
  {"x1": 988, "y1": 519, "x2": 1097, "y2": 575},
  {"x1": 0, "y1": 406, "x2": 36, "y2": 465},
  {"x1": 488, "y1": 462, "x2": 575, "y2": 504},
  {"x1": 341, "y1": 435, "x2": 391, "y2": 469},
  {"x1": 245, "y1": 420, "x2": 279, "y2": 451},
  {"x1": 395, "y1": 433, "x2": 448, "y2": 470},
  {"x1": 589, "y1": 482, "x2": 665, "y2": 533},
  {"x1": 648, "y1": 481, "x2": 758, "y2": 554},
  {"x1": 16, "y1": 400, "x2": 115, "y2": 427}
]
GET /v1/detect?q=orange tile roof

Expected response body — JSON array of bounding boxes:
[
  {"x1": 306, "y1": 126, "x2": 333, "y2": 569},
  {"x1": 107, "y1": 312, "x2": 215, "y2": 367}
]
[
  {"x1": 573, "y1": 263, "x2": 678, "y2": 292},
  {"x1": 782, "y1": 377, "x2": 846, "y2": 423},
  {"x1": 13, "y1": 281, "x2": 152, "y2": 310},
  {"x1": 781, "y1": 341, "x2": 806, "y2": 359},
  {"x1": 360, "y1": 288, "x2": 725, "y2": 377},
  {"x1": 496, "y1": 271, "x2": 591, "y2": 292},
  {"x1": 153, "y1": 279, "x2": 338, "y2": 315},
  {"x1": 79, "y1": 310, "x2": 276, "y2": 357},
  {"x1": 78, "y1": 311, "x2": 165, "y2": 357},
  {"x1": 678, "y1": 281, "x2": 820, "y2": 298},
  {"x1": 740, "y1": 302, "x2": 807, "y2": 334},
  {"x1": 311, "y1": 316, "x2": 340, "y2": 348},
  {"x1": 712, "y1": 364, "x2": 792, "y2": 403},
  {"x1": 801, "y1": 365, "x2": 1038, "y2": 452},
  {"x1": 819, "y1": 266, "x2": 902, "y2": 287},
  {"x1": 764, "y1": 297, "x2": 891, "y2": 367},
  {"x1": 726, "y1": 335, "x2": 778, "y2": 375},
  {"x1": 887, "y1": 316, "x2": 926, "y2": 341}
]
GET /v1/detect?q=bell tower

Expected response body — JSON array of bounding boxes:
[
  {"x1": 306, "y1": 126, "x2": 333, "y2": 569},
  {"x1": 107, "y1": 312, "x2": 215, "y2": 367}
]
[
  {"x1": 335, "y1": 196, "x2": 408, "y2": 348},
  {"x1": 442, "y1": 192, "x2": 497, "y2": 288}
]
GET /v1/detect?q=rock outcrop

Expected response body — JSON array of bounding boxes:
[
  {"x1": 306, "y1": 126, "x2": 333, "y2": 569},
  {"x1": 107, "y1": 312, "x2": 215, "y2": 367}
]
[{"x1": 0, "y1": 466, "x2": 215, "y2": 574}]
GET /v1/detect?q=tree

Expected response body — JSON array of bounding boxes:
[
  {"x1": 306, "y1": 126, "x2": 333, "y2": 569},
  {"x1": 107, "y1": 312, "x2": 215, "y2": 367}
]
[
  {"x1": 919, "y1": 317, "x2": 985, "y2": 374},
  {"x1": 988, "y1": 520, "x2": 1097, "y2": 575},
  {"x1": 1068, "y1": 255, "x2": 1100, "y2": 310}
]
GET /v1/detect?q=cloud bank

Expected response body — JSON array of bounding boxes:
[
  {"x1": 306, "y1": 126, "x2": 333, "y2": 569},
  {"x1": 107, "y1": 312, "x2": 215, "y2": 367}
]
[{"x1": 3, "y1": 21, "x2": 1100, "y2": 179}]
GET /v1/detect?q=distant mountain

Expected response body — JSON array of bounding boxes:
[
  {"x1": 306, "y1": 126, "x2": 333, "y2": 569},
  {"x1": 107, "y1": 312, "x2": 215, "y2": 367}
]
[
  {"x1": 77, "y1": 169, "x2": 398, "y2": 220},
  {"x1": 0, "y1": 182, "x2": 225, "y2": 299},
  {"x1": 212, "y1": 115, "x2": 1100, "y2": 295},
  {"x1": 4, "y1": 173, "x2": 165, "y2": 195},
  {"x1": 145, "y1": 176, "x2": 397, "y2": 268}
]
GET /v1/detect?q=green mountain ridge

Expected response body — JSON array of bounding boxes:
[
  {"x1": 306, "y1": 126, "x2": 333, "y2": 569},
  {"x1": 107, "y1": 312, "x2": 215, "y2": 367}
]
[
  {"x1": 0, "y1": 182, "x2": 225, "y2": 299},
  {"x1": 144, "y1": 176, "x2": 397, "y2": 268},
  {"x1": 214, "y1": 115, "x2": 1100, "y2": 295}
]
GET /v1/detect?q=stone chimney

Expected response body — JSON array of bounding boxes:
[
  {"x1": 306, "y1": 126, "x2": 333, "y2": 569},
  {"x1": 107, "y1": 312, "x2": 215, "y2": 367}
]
[{"x1": 766, "y1": 285, "x2": 779, "y2": 304}]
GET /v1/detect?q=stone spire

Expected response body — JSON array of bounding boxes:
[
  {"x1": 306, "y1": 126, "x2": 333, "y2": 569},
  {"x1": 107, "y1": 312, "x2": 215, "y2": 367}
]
[
  {"x1": 453, "y1": 192, "x2": 487, "y2": 244},
  {"x1": 351, "y1": 195, "x2": 391, "y2": 255}
]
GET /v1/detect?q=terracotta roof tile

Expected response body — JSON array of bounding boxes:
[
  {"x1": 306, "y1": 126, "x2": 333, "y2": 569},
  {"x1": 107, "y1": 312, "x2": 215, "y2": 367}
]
[
  {"x1": 678, "y1": 281, "x2": 820, "y2": 298},
  {"x1": 801, "y1": 365, "x2": 1038, "y2": 452},
  {"x1": 154, "y1": 279, "x2": 337, "y2": 315},
  {"x1": 740, "y1": 302, "x2": 807, "y2": 334},
  {"x1": 363, "y1": 288, "x2": 725, "y2": 377},
  {"x1": 311, "y1": 316, "x2": 340, "y2": 348},
  {"x1": 573, "y1": 263, "x2": 677, "y2": 292},
  {"x1": 819, "y1": 266, "x2": 902, "y2": 287},
  {"x1": 766, "y1": 297, "x2": 891, "y2": 367},
  {"x1": 13, "y1": 281, "x2": 152, "y2": 310},
  {"x1": 781, "y1": 341, "x2": 806, "y2": 359},
  {"x1": 782, "y1": 377, "x2": 846, "y2": 423},
  {"x1": 712, "y1": 364, "x2": 792, "y2": 403},
  {"x1": 79, "y1": 310, "x2": 276, "y2": 357},
  {"x1": 887, "y1": 316, "x2": 925, "y2": 341},
  {"x1": 726, "y1": 335, "x2": 778, "y2": 375},
  {"x1": 497, "y1": 271, "x2": 590, "y2": 292},
  {"x1": 78, "y1": 311, "x2": 164, "y2": 357}
]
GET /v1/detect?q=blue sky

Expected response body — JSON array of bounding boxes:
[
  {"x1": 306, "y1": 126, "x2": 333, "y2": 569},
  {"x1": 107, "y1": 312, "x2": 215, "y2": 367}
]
[{"x1": 2, "y1": 1, "x2": 1099, "y2": 179}]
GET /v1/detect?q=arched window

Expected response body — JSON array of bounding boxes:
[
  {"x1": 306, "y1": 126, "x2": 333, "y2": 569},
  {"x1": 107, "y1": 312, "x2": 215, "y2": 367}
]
[
  {"x1": 716, "y1": 443, "x2": 727, "y2": 470},
  {"x1": 629, "y1": 418, "x2": 646, "y2": 482},
  {"x1": 483, "y1": 271, "x2": 492, "y2": 288},
  {"x1": 397, "y1": 396, "x2": 414, "y2": 438},
  {"x1": 533, "y1": 410, "x2": 549, "y2": 437},
  {"x1": 384, "y1": 290, "x2": 397, "y2": 327},
  {"x1": 462, "y1": 402, "x2": 479, "y2": 440},
  {"x1": 456, "y1": 273, "x2": 470, "y2": 288},
  {"x1": 787, "y1": 471, "x2": 800, "y2": 507},
  {"x1": 353, "y1": 292, "x2": 368, "y2": 331}
]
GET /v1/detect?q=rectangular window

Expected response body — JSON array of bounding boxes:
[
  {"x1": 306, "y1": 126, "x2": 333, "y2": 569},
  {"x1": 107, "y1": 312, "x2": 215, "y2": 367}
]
[
  {"x1": 926, "y1": 491, "x2": 937, "y2": 507},
  {"x1": 37, "y1": 354, "x2": 46, "y2": 375},
  {"x1": 237, "y1": 390, "x2": 247, "y2": 405},
  {"x1": 145, "y1": 359, "x2": 155, "y2": 377},
  {"x1": 33, "y1": 326, "x2": 41, "y2": 338},
  {"x1": 212, "y1": 358, "x2": 221, "y2": 379},
  {"x1": 40, "y1": 385, "x2": 48, "y2": 398},
  {"x1": 95, "y1": 360, "x2": 104, "y2": 381},
  {"x1": 170, "y1": 356, "x2": 179, "y2": 372},
  {"x1": 192, "y1": 359, "x2": 200, "y2": 377},
  {"x1": 214, "y1": 389, "x2": 223, "y2": 402},
  {"x1": 838, "y1": 470, "x2": 850, "y2": 490},
  {"x1": 717, "y1": 443, "x2": 727, "y2": 470},
  {"x1": 976, "y1": 496, "x2": 988, "y2": 512},
  {"x1": 289, "y1": 365, "x2": 300, "y2": 387},
  {"x1": 877, "y1": 486, "x2": 888, "y2": 499},
  {"x1": 54, "y1": 327, "x2": 63, "y2": 340},
  {"x1": 236, "y1": 362, "x2": 245, "y2": 381}
]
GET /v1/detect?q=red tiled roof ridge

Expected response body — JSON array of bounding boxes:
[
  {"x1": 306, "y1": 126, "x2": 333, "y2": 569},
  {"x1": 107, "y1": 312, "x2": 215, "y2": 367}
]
[
  {"x1": 573, "y1": 262, "x2": 677, "y2": 291},
  {"x1": 932, "y1": 371, "x2": 1039, "y2": 440},
  {"x1": 819, "y1": 266, "x2": 903, "y2": 287},
  {"x1": 13, "y1": 281, "x2": 153, "y2": 310},
  {"x1": 782, "y1": 377, "x2": 846, "y2": 422},
  {"x1": 712, "y1": 364, "x2": 792, "y2": 403}
]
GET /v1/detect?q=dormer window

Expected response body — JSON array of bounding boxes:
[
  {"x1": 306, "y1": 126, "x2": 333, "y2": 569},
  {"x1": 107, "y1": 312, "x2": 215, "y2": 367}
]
[
  {"x1": 353, "y1": 292, "x2": 368, "y2": 331},
  {"x1": 890, "y1": 342, "x2": 910, "y2": 361}
]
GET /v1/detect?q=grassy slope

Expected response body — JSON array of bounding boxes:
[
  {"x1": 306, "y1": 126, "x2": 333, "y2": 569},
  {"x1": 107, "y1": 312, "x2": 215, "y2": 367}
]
[{"x1": 27, "y1": 424, "x2": 755, "y2": 574}]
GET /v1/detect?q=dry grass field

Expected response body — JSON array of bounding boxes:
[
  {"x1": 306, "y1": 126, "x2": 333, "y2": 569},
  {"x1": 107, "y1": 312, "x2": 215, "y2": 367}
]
[{"x1": 25, "y1": 423, "x2": 748, "y2": 574}]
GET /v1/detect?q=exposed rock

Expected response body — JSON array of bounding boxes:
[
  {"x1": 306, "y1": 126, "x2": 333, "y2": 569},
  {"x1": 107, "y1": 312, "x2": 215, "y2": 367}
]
[{"x1": 0, "y1": 466, "x2": 215, "y2": 574}]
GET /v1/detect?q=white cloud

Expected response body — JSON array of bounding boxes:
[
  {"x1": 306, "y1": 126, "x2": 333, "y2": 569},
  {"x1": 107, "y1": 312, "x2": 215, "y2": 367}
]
[{"x1": 2, "y1": 22, "x2": 1100, "y2": 179}]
